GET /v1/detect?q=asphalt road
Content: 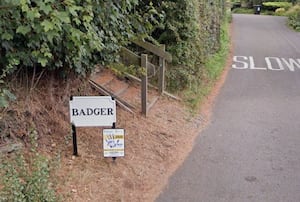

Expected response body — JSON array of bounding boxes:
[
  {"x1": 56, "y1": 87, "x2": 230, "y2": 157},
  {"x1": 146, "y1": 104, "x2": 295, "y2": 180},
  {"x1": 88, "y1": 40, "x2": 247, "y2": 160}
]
[{"x1": 156, "y1": 14, "x2": 300, "y2": 202}]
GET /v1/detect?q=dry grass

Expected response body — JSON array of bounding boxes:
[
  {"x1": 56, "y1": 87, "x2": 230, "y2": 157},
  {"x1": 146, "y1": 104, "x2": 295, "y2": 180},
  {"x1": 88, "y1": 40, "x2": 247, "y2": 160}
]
[{"x1": 55, "y1": 96, "x2": 208, "y2": 202}]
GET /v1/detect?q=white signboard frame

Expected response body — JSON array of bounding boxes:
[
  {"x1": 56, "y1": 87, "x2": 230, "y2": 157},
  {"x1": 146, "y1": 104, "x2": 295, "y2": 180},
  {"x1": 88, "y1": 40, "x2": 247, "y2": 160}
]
[
  {"x1": 69, "y1": 96, "x2": 116, "y2": 127},
  {"x1": 103, "y1": 129, "x2": 125, "y2": 157}
]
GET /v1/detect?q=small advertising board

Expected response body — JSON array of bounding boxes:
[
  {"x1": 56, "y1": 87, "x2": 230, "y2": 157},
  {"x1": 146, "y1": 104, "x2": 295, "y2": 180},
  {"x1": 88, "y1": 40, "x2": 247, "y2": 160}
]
[{"x1": 103, "y1": 129, "x2": 125, "y2": 157}]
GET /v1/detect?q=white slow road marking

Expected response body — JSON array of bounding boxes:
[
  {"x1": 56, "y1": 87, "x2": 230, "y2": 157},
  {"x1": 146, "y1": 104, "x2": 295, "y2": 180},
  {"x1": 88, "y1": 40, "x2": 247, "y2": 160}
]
[{"x1": 232, "y1": 56, "x2": 300, "y2": 71}]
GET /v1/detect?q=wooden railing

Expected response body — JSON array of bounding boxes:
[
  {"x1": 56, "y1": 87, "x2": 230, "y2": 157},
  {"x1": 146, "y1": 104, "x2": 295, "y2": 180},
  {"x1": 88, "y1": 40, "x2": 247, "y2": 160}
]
[{"x1": 120, "y1": 39, "x2": 173, "y2": 116}]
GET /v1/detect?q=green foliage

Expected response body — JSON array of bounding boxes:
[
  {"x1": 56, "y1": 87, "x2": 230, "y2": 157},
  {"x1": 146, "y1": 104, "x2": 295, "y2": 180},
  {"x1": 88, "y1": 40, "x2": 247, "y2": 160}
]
[
  {"x1": 0, "y1": 0, "x2": 162, "y2": 106},
  {"x1": 286, "y1": 4, "x2": 300, "y2": 31},
  {"x1": 109, "y1": 63, "x2": 145, "y2": 78},
  {"x1": 0, "y1": 88, "x2": 16, "y2": 108},
  {"x1": 150, "y1": 0, "x2": 226, "y2": 91},
  {"x1": 0, "y1": 152, "x2": 59, "y2": 202},
  {"x1": 205, "y1": 24, "x2": 230, "y2": 81},
  {"x1": 232, "y1": 7, "x2": 255, "y2": 13},
  {"x1": 183, "y1": 20, "x2": 231, "y2": 110},
  {"x1": 275, "y1": 7, "x2": 287, "y2": 15},
  {"x1": 0, "y1": 0, "x2": 229, "y2": 103},
  {"x1": 232, "y1": 1, "x2": 295, "y2": 15},
  {"x1": 263, "y1": 1, "x2": 292, "y2": 10},
  {"x1": 0, "y1": 1, "x2": 159, "y2": 76},
  {"x1": 0, "y1": 127, "x2": 61, "y2": 202}
]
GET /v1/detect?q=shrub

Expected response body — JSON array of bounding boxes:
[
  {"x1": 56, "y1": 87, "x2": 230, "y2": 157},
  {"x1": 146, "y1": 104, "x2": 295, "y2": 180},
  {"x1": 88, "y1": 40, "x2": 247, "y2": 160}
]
[
  {"x1": 0, "y1": 152, "x2": 59, "y2": 202},
  {"x1": 0, "y1": 0, "x2": 162, "y2": 107},
  {"x1": 231, "y1": 1, "x2": 242, "y2": 10},
  {"x1": 263, "y1": 2, "x2": 292, "y2": 11},
  {"x1": 0, "y1": 1, "x2": 160, "y2": 76},
  {"x1": 275, "y1": 7, "x2": 286, "y2": 15},
  {"x1": 286, "y1": 4, "x2": 300, "y2": 31},
  {"x1": 183, "y1": 20, "x2": 230, "y2": 109},
  {"x1": 151, "y1": 0, "x2": 226, "y2": 91},
  {"x1": 232, "y1": 7, "x2": 254, "y2": 14}
]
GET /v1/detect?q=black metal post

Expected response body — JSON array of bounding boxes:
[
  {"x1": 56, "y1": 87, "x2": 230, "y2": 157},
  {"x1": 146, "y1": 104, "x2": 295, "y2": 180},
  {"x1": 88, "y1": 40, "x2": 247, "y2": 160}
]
[
  {"x1": 72, "y1": 124, "x2": 78, "y2": 156},
  {"x1": 112, "y1": 122, "x2": 116, "y2": 161}
]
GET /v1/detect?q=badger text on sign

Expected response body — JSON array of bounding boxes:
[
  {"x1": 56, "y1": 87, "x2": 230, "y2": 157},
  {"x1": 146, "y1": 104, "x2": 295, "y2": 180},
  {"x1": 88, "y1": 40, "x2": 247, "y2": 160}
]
[
  {"x1": 69, "y1": 96, "x2": 116, "y2": 127},
  {"x1": 71, "y1": 108, "x2": 114, "y2": 116},
  {"x1": 232, "y1": 56, "x2": 300, "y2": 71}
]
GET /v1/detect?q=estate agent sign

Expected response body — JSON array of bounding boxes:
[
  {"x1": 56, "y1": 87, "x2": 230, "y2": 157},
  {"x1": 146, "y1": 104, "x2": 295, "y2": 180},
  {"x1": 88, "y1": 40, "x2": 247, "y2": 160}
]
[{"x1": 103, "y1": 129, "x2": 125, "y2": 157}]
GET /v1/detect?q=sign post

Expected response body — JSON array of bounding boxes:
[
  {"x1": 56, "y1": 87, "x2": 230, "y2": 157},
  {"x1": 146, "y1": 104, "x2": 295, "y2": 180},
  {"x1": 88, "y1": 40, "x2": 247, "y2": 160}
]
[
  {"x1": 69, "y1": 96, "x2": 117, "y2": 156},
  {"x1": 71, "y1": 124, "x2": 78, "y2": 156}
]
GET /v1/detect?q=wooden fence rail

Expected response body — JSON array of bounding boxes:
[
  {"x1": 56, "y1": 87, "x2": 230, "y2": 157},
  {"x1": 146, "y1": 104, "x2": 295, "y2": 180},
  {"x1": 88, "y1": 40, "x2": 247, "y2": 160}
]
[{"x1": 120, "y1": 40, "x2": 173, "y2": 116}]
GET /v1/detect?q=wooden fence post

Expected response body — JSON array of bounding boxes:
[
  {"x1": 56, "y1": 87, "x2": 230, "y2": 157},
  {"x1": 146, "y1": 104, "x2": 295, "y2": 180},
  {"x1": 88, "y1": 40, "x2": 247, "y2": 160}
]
[
  {"x1": 141, "y1": 54, "x2": 148, "y2": 116},
  {"x1": 159, "y1": 45, "x2": 166, "y2": 94}
]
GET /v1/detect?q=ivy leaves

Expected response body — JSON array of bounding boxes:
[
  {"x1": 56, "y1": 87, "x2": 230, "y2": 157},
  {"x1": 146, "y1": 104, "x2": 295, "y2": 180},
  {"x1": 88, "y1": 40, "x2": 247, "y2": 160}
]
[
  {"x1": 16, "y1": 25, "x2": 31, "y2": 35},
  {"x1": 143, "y1": 0, "x2": 226, "y2": 91},
  {"x1": 0, "y1": 0, "x2": 158, "y2": 76},
  {"x1": 0, "y1": 0, "x2": 165, "y2": 108},
  {"x1": 0, "y1": 0, "x2": 163, "y2": 107}
]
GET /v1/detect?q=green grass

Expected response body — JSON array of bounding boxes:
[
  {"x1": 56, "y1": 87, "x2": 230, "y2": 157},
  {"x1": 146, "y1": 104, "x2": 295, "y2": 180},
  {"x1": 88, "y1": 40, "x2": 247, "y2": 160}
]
[
  {"x1": 232, "y1": 8, "x2": 254, "y2": 14},
  {"x1": 205, "y1": 24, "x2": 230, "y2": 81}
]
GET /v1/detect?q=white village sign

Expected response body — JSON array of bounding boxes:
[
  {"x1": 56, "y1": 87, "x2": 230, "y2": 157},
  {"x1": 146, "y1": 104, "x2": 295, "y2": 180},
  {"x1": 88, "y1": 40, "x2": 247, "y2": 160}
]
[
  {"x1": 69, "y1": 96, "x2": 116, "y2": 127},
  {"x1": 69, "y1": 96, "x2": 118, "y2": 156}
]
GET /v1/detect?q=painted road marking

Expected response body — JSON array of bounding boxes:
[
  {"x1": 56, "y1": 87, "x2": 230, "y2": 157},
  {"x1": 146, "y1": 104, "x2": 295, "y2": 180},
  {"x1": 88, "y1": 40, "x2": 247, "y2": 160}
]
[{"x1": 232, "y1": 56, "x2": 300, "y2": 71}]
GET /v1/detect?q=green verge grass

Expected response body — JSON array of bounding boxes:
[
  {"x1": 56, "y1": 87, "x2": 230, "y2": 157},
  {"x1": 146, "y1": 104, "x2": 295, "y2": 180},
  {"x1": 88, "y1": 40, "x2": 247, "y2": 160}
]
[{"x1": 232, "y1": 8, "x2": 254, "y2": 14}]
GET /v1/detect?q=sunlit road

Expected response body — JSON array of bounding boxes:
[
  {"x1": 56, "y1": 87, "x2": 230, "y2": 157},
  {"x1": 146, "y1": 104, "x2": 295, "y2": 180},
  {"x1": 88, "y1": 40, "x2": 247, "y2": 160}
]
[{"x1": 156, "y1": 14, "x2": 300, "y2": 202}]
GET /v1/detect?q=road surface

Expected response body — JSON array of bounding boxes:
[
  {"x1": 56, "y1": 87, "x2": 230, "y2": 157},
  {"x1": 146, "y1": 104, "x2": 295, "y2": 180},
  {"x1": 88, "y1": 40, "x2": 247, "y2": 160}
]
[{"x1": 156, "y1": 14, "x2": 300, "y2": 202}]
